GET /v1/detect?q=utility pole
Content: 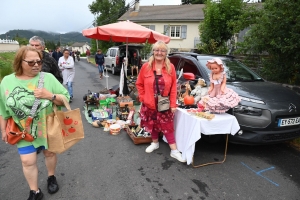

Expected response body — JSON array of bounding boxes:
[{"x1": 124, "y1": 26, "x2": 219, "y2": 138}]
[{"x1": 94, "y1": 14, "x2": 99, "y2": 50}]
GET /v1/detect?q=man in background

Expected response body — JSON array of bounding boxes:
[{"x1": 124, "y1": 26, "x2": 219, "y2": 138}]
[
  {"x1": 52, "y1": 46, "x2": 63, "y2": 63},
  {"x1": 86, "y1": 48, "x2": 91, "y2": 63},
  {"x1": 95, "y1": 49, "x2": 104, "y2": 79},
  {"x1": 29, "y1": 36, "x2": 63, "y2": 83},
  {"x1": 130, "y1": 52, "x2": 140, "y2": 77}
]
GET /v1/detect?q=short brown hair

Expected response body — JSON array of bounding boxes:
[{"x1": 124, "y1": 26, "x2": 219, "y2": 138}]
[{"x1": 13, "y1": 46, "x2": 43, "y2": 76}]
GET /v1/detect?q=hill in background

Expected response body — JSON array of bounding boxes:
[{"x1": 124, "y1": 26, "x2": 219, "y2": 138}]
[{"x1": 0, "y1": 29, "x2": 90, "y2": 45}]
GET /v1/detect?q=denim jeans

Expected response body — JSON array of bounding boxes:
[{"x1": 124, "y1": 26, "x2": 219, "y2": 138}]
[
  {"x1": 67, "y1": 82, "x2": 73, "y2": 97},
  {"x1": 98, "y1": 64, "x2": 104, "y2": 73}
]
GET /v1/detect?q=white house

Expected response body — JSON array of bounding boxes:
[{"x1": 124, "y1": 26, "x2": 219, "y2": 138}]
[
  {"x1": 0, "y1": 39, "x2": 19, "y2": 52},
  {"x1": 71, "y1": 42, "x2": 91, "y2": 54},
  {"x1": 118, "y1": 3, "x2": 205, "y2": 52}
]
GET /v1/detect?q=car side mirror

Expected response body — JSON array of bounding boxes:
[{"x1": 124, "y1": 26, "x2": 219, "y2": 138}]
[{"x1": 183, "y1": 73, "x2": 195, "y2": 81}]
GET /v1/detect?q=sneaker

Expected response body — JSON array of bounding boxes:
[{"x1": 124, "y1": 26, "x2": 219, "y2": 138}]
[
  {"x1": 47, "y1": 175, "x2": 59, "y2": 194},
  {"x1": 145, "y1": 142, "x2": 159, "y2": 153},
  {"x1": 27, "y1": 188, "x2": 44, "y2": 200},
  {"x1": 170, "y1": 151, "x2": 187, "y2": 163}
]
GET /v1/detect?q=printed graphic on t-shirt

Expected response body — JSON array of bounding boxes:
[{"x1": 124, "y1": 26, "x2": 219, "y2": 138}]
[{"x1": 6, "y1": 86, "x2": 51, "y2": 137}]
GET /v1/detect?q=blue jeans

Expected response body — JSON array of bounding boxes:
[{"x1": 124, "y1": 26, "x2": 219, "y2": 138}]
[
  {"x1": 67, "y1": 81, "x2": 73, "y2": 97},
  {"x1": 98, "y1": 64, "x2": 104, "y2": 73}
]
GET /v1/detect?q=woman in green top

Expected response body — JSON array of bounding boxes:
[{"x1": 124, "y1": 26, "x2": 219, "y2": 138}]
[{"x1": 0, "y1": 46, "x2": 70, "y2": 200}]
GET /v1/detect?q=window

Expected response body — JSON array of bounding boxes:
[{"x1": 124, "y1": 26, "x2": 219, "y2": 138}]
[
  {"x1": 170, "y1": 26, "x2": 181, "y2": 38},
  {"x1": 178, "y1": 59, "x2": 201, "y2": 77},
  {"x1": 169, "y1": 56, "x2": 181, "y2": 77},
  {"x1": 142, "y1": 25, "x2": 155, "y2": 31},
  {"x1": 110, "y1": 49, "x2": 116, "y2": 57},
  {"x1": 164, "y1": 25, "x2": 187, "y2": 39}
]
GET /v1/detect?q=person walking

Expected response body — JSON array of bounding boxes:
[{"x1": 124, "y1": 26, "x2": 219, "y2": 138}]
[
  {"x1": 29, "y1": 36, "x2": 63, "y2": 83},
  {"x1": 0, "y1": 46, "x2": 70, "y2": 200},
  {"x1": 135, "y1": 41, "x2": 186, "y2": 163},
  {"x1": 86, "y1": 48, "x2": 91, "y2": 63},
  {"x1": 52, "y1": 46, "x2": 63, "y2": 63},
  {"x1": 72, "y1": 50, "x2": 76, "y2": 62},
  {"x1": 58, "y1": 49, "x2": 75, "y2": 102},
  {"x1": 95, "y1": 49, "x2": 105, "y2": 79}
]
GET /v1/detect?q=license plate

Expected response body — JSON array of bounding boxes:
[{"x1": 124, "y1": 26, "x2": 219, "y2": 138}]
[{"x1": 278, "y1": 117, "x2": 300, "y2": 127}]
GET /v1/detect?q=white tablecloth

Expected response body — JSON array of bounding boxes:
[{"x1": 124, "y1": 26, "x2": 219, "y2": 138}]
[{"x1": 164, "y1": 108, "x2": 240, "y2": 165}]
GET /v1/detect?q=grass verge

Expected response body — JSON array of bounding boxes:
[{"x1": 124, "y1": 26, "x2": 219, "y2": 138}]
[{"x1": 0, "y1": 52, "x2": 15, "y2": 80}]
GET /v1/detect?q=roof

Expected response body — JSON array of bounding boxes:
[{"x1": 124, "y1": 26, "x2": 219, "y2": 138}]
[
  {"x1": 118, "y1": 5, "x2": 205, "y2": 22},
  {"x1": 71, "y1": 42, "x2": 89, "y2": 47}
]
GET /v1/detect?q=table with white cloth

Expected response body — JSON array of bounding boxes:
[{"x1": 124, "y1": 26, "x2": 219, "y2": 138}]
[{"x1": 164, "y1": 108, "x2": 240, "y2": 166}]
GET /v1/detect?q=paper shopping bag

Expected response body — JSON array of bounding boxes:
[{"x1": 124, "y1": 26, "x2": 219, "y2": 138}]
[{"x1": 47, "y1": 95, "x2": 84, "y2": 154}]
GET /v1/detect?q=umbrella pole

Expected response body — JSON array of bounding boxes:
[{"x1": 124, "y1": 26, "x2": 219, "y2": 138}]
[
  {"x1": 104, "y1": 67, "x2": 109, "y2": 89},
  {"x1": 125, "y1": 38, "x2": 128, "y2": 77}
]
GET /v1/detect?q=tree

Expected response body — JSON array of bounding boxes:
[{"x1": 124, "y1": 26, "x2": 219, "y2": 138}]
[
  {"x1": 12, "y1": 36, "x2": 28, "y2": 46},
  {"x1": 45, "y1": 41, "x2": 56, "y2": 51},
  {"x1": 236, "y1": 0, "x2": 300, "y2": 84},
  {"x1": 182, "y1": 0, "x2": 205, "y2": 4},
  {"x1": 199, "y1": 0, "x2": 245, "y2": 53},
  {"x1": 88, "y1": 0, "x2": 128, "y2": 53}
]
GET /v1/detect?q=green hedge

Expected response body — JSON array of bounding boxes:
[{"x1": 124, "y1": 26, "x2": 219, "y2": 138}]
[{"x1": 0, "y1": 52, "x2": 15, "y2": 80}]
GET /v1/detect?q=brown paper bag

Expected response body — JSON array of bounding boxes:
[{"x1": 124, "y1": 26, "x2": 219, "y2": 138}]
[{"x1": 47, "y1": 95, "x2": 84, "y2": 154}]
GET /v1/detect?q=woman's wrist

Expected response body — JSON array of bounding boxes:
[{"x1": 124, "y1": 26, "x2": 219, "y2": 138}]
[{"x1": 49, "y1": 93, "x2": 56, "y2": 101}]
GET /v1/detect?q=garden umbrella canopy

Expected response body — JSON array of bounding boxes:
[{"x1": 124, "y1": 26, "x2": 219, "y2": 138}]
[
  {"x1": 82, "y1": 20, "x2": 171, "y2": 95},
  {"x1": 82, "y1": 20, "x2": 170, "y2": 44}
]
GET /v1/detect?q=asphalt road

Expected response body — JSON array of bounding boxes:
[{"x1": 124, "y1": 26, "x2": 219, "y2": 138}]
[{"x1": 1, "y1": 59, "x2": 300, "y2": 200}]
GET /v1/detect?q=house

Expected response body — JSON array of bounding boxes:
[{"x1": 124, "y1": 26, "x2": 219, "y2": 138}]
[
  {"x1": 0, "y1": 39, "x2": 19, "y2": 52},
  {"x1": 70, "y1": 42, "x2": 91, "y2": 54},
  {"x1": 118, "y1": 3, "x2": 204, "y2": 52}
]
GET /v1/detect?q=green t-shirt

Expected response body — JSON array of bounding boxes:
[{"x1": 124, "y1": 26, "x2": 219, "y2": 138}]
[{"x1": 0, "y1": 72, "x2": 70, "y2": 149}]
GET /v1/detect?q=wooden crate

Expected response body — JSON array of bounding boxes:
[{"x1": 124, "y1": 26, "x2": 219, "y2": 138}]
[{"x1": 124, "y1": 125, "x2": 152, "y2": 145}]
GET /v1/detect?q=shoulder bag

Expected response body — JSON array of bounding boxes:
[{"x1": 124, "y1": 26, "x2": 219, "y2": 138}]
[
  {"x1": 6, "y1": 72, "x2": 45, "y2": 145},
  {"x1": 154, "y1": 71, "x2": 170, "y2": 112}
]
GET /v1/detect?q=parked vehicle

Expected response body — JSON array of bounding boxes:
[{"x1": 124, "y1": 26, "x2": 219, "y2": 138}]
[
  {"x1": 104, "y1": 44, "x2": 143, "y2": 75},
  {"x1": 168, "y1": 52, "x2": 300, "y2": 145}
]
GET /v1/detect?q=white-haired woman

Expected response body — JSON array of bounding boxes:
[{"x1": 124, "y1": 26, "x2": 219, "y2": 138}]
[{"x1": 136, "y1": 41, "x2": 186, "y2": 163}]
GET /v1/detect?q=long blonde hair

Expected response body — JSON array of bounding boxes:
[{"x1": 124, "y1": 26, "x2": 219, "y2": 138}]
[{"x1": 147, "y1": 41, "x2": 171, "y2": 74}]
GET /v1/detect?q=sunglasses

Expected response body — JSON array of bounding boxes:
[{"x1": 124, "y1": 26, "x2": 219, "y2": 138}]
[{"x1": 23, "y1": 59, "x2": 43, "y2": 67}]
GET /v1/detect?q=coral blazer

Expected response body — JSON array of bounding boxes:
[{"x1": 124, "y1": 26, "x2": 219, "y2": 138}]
[{"x1": 136, "y1": 62, "x2": 177, "y2": 110}]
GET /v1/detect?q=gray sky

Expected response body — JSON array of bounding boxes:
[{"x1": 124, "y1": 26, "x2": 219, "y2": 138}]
[{"x1": 0, "y1": 0, "x2": 181, "y2": 34}]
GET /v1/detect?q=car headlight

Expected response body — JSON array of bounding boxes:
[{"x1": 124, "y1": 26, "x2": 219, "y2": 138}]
[
  {"x1": 240, "y1": 96, "x2": 265, "y2": 104},
  {"x1": 233, "y1": 105, "x2": 263, "y2": 116}
]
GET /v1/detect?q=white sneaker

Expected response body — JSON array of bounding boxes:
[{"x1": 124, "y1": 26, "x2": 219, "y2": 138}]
[
  {"x1": 170, "y1": 151, "x2": 186, "y2": 163},
  {"x1": 145, "y1": 142, "x2": 159, "y2": 153}
]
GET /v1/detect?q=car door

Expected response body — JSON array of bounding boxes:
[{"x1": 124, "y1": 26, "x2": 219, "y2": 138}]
[
  {"x1": 104, "y1": 48, "x2": 117, "y2": 69},
  {"x1": 169, "y1": 56, "x2": 182, "y2": 77}
]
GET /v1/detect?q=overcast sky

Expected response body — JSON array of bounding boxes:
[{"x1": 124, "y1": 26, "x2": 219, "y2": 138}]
[
  {"x1": 0, "y1": 0, "x2": 181, "y2": 35},
  {"x1": 1, "y1": 0, "x2": 260, "y2": 35}
]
